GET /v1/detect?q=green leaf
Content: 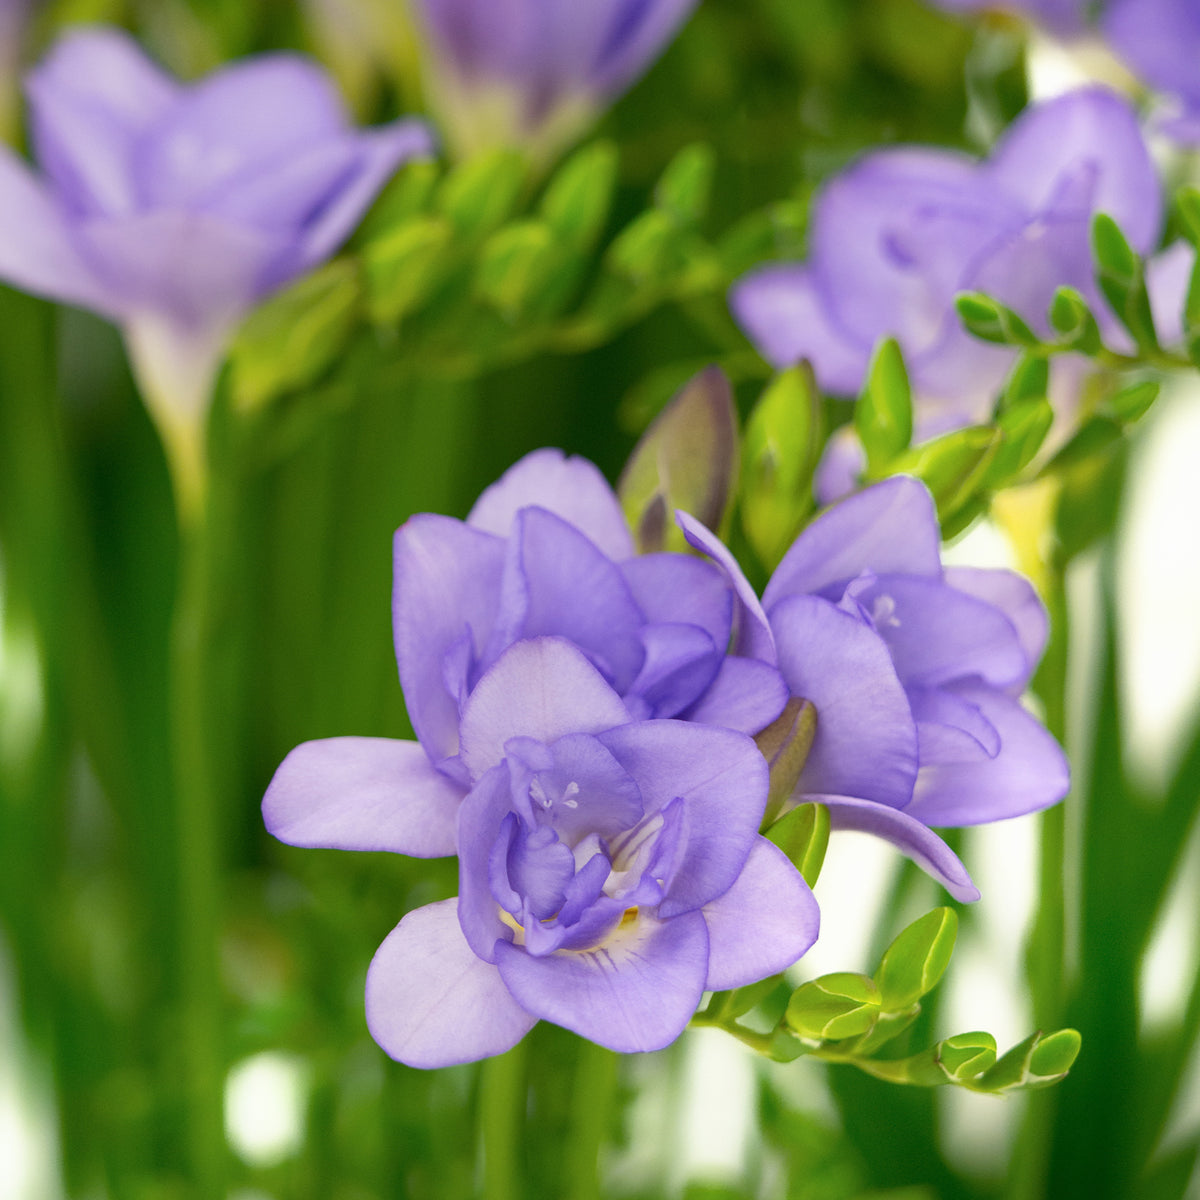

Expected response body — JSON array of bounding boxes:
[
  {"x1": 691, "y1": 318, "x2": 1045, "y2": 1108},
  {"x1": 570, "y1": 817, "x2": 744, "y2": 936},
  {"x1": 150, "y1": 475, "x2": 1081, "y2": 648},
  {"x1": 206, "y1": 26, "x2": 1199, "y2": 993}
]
[
  {"x1": 1047, "y1": 286, "x2": 1103, "y2": 356},
  {"x1": 875, "y1": 908, "x2": 958, "y2": 1011},
  {"x1": 474, "y1": 220, "x2": 561, "y2": 318},
  {"x1": 363, "y1": 216, "x2": 455, "y2": 325},
  {"x1": 955, "y1": 292, "x2": 1039, "y2": 347},
  {"x1": 617, "y1": 366, "x2": 739, "y2": 552},
  {"x1": 231, "y1": 259, "x2": 361, "y2": 411},
  {"x1": 655, "y1": 143, "x2": 716, "y2": 226},
  {"x1": 741, "y1": 365, "x2": 823, "y2": 571},
  {"x1": 540, "y1": 140, "x2": 619, "y2": 248},
  {"x1": 1092, "y1": 213, "x2": 1159, "y2": 352},
  {"x1": 786, "y1": 973, "x2": 882, "y2": 1041},
  {"x1": 438, "y1": 149, "x2": 528, "y2": 238},
  {"x1": 765, "y1": 801, "x2": 829, "y2": 889},
  {"x1": 857, "y1": 338, "x2": 913, "y2": 475},
  {"x1": 756, "y1": 697, "x2": 818, "y2": 826}
]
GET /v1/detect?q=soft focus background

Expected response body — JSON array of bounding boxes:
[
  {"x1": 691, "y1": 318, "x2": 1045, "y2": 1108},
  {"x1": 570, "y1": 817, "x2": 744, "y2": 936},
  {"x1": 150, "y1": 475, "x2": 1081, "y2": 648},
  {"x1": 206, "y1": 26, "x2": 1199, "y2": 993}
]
[{"x1": 1, "y1": 1, "x2": 1198, "y2": 1198}]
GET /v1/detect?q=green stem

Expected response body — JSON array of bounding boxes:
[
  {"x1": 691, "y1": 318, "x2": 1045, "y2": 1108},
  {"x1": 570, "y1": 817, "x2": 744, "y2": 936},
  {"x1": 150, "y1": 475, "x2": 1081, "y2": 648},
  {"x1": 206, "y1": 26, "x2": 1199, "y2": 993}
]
[
  {"x1": 480, "y1": 1042, "x2": 527, "y2": 1200},
  {"x1": 564, "y1": 1040, "x2": 618, "y2": 1200}
]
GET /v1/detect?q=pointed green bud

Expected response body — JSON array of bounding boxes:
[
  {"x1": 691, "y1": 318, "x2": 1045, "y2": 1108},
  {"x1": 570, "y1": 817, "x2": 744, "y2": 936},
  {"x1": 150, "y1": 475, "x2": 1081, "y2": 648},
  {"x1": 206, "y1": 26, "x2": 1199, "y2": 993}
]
[
  {"x1": 1047, "y1": 286, "x2": 1103, "y2": 356},
  {"x1": 618, "y1": 366, "x2": 739, "y2": 553},
  {"x1": 889, "y1": 425, "x2": 1000, "y2": 520},
  {"x1": 786, "y1": 973, "x2": 882, "y2": 1041},
  {"x1": 1002, "y1": 352, "x2": 1049, "y2": 409},
  {"x1": 857, "y1": 338, "x2": 913, "y2": 475},
  {"x1": 1107, "y1": 379, "x2": 1159, "y2": 425},
  {"x1": 232, "y1": 259, "x2": 361, "y2": 412},
  {"x1": 741, "y1": 366, "x2": 823, "y2": 571},
  {"x1": 875, "y1": 907, "x2": 958, "y2": 1011},
  {"x1": 1178, "y1": 185, "x2": 1200, "y2": 247},
  {"x1": 755, "y1": 696, "x2": 817, "y2": 824},
  {"x1": 937, "y1": 1031, "x2": 997, "y2": 1082},
  {"x1": 364, "y1": 216, "x2": 454, "y2": 325},
  {"x1": 955, "y1": 292, "x2": 1039, "y2": 347},
  {"x1": 540, "y1": 140, "x2": 619, "y2": 249},
  {"x1": 1092, "y1": 213, "x2": 1159, "y2": 352},
  {"x1": 765, "y1": 802, "x2": 829, "y2": 889},
  {"x1": 987, "y1": 396, "x2": 1054, "y2": 487},
  {"x1": 974, "y1": 1028, "x2": 1081, "y2": 1093},
  {"x1": 655, "y1": 143, "x2": 716, "y2": 226},
  {"x1": 438, "y1": 149, "x2": 528, "y2": 238},
  {"x1": 357, "y1": 159, "x2": 440, "y2": 243},
  {"x1": 475, "y1": 220, "x2": 562, "y2": 318},
  {"x1": 1027, "y1": 1028, "x2": 1082, "y2": 1081}
]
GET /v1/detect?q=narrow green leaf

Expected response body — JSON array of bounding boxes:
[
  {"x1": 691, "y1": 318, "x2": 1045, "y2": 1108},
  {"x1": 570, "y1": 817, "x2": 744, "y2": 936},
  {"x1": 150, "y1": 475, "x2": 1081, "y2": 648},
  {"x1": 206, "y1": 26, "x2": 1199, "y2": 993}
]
[
  {"x1": 655, "y1": 143, "x2": 716, "y2": 225},
  {"x1": 765, "y1": 801, "x2": 830, "y2": 889},
  {"x1": 617, "y1": 366, "x2": 739, "y2": 552},
  {"x1": 786, "y1": 973, "x2": 882, "y2": 1041},
  {"x1": 741, "y1": 365, "x2": 823, "y2": 571},
  {"x1": 231, "y1": 259, "x2": 361, "y2": 411},
  {"x1": 755, "y1": 697, "x2": 818, "y2": 825},
  {"x1": 1092, "y1": 213, "x2": 1159, "y2": 352},
  {"x1": 363, "y1": 216, "x2": 455, "y2": 325},
  {"x1": 875, "y1": 908, "x2": 958, "y2": 1011},
  {"x1": 857, "y1": 338, "x2": 913, "y2": 475},
  {"x1": 955, "y1": 292, "x2": 1039, "y2": 347}
]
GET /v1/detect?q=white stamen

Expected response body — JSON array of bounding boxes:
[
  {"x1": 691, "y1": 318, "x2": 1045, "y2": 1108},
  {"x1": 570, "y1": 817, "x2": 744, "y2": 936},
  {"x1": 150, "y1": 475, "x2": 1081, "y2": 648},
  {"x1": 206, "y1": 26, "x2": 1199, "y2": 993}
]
[{"x1": 871, "y1": 594, "x2": 901, "y2": 629}]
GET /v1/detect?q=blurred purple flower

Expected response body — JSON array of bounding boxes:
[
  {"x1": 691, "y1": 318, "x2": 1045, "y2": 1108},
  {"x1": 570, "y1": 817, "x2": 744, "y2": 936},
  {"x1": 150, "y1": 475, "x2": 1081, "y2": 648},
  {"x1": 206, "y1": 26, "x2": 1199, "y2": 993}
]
[
  {"x1": 682, "y1": 476, "x2": 1070, "y2": 902},
  {"x1": 265, "y1": 637, "x2": 818, "y2": 1065},
  {"x1": 412, "y1": 0, "x2": 697, "y2": 159},
  {"x1": 1103, "y1": 0, "x2": 1200, "y2": 143},
  {"x1": 731, "y1": 88, "x2": 1162, "y2": 443},
  {"x1": 0, "y1": 26, "x2": 432, "y2": 509}
]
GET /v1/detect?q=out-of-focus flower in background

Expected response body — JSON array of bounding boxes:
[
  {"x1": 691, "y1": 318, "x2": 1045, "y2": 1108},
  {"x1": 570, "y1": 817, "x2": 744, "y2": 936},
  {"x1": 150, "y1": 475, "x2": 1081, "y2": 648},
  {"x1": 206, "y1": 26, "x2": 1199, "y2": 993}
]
[
  {"x1": 684, "y1": 476, "x2": 1070, "y2": 902},
  {"x1": 0, "y1": 0, "x2": 30, "y2": 141},
  {"x1": 732, "y1": 88, "x2": 1162, "y2": 444},
  {"x1": 927, "y1": 0, "x2": 1087, "y2": 37},
  {"x1": 0, "y1": 25, "x2": 432, "y2": 516},
  {"x1": 1102, "y1": 0, "x2": 1200, "y2": 143},
  {"x1": 411, "y1": 0, "x2": 698, "y2": 162}
]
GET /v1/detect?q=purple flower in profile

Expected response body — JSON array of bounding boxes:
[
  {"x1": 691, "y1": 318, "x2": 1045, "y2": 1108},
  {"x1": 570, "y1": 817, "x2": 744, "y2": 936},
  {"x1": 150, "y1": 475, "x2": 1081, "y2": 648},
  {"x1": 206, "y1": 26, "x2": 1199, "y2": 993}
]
[
  {"x1": 731, "y1": 88, "x2": 1161, "y2": 444},
  {"x1": 265, "y1": 637, "x2": 818, "y2": 1065},
  {"x1": 1103, "y1": 0, "x2": 1200, "y2": 143},
  {"x1": 682, "y1": 477, "x2": 1070, "y2": 902},
  {"x1": 412, "y1": 0, "x2": 698, "y2": 160},
  {"x1": 0, "y1": 26, "x2": 432, "y2": 509}
]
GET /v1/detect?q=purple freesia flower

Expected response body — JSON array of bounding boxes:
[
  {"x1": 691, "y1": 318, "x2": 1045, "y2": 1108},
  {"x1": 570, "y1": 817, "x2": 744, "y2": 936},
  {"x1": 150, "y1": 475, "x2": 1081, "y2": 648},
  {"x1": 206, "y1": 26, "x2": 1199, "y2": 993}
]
[
  {"x1": 265, "y1": 637, "x2": 819, "y2": 1065},
  {"x1": 1103, "y1": 0, "x2": 1200, "y2": 143},
  {"x1": 412, "y1": 0, "x2": 697, "y2": 159},
  {"x1": 731, "y1": 88, "x2": 1161, "y2": 444},
  {"x1": 395, "y1": 448, "x2": 788, "y2": 808},
  {"x1": 682, "y1": 476, "x2": 1070, "y2": 903},
  {"x1": 0, "y1": 26, "x2": 432, "y2": 509}
]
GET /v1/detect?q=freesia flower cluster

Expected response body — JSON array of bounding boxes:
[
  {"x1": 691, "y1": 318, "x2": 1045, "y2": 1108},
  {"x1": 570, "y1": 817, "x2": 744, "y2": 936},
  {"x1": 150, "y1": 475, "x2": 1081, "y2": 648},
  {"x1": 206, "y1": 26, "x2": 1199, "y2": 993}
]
[{"x1": 264, "y1": 443, "x2": 1068, "y2": 1067}]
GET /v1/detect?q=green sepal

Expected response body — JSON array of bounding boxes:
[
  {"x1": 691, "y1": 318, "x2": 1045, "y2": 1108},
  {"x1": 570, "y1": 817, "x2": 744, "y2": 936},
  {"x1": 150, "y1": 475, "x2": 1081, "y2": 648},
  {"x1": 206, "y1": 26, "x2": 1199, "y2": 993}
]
[
  {"x1": 766, "y1": 1028, "x2": 809, "y2": 1063},
  {"x1": 617, "y1": 366, "x2": 739, "y2": 553},
  {"x1": 655, "y1": 143, "x2": 716, "y2": 226},
  {"x1": 845, "y1": 1005, "x2": 922, "y2": 1056},
  {"x1": 764, "y1": 801, "x2": 829, "y2": 890},
  {"x1": 363, "y1": 216, "x2": 455, "y2": 325},
  {"x1": 786, "y1": 973, "x2": 882, "y2": 1041},
  {"x1": 875, "y1": 907, "x2": 958, "y2": 1011},
  {"x1": 438, "y1": 149, "x2": 528, "y2": 238},
  {"x1": 230, "y1": 259, "x2": 361, "y2": 412},
  {"x1": 1092, "y1": 213, "x2": 1159, "y2": 352},
  {"x1": 955, "y1": 292, "x2": 1039, "y2": 347},
  {"x1": 741, "y1": 365, "x2": 823, "y2": 571},
  {"x1": 540, "y1": 140, "x2": 619, "y2": 249},
  {"x1": 1047, "y1": 286, "x2": 1103, "y2": 356},
  {"x1": 755, "y1": 696, "x2": 818, "y2": 826},
  {"x1": 857, "y1": 338, "x2": 913, "y2": 475}
]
